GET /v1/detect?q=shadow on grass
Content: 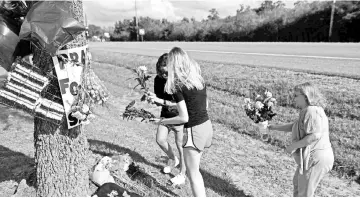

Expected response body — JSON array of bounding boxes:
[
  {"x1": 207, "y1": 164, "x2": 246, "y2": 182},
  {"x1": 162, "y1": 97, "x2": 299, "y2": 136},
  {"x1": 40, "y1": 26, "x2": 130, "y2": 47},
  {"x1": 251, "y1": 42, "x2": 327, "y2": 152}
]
[
  {"x1": 89, "y1": 139, "x2": 251, "y2": 197},
  {"x1": 0, "y1": 145, "x2": 35, "y2": 187},
  {"x1": 88, "y1": 139, "x2": 179, "y2": 197},
  {"x1": 201, "y1": 170, "x2": 251, "y2": 197},
  {"x1": 88, "y1": 139, "x2": 163, "y2": 171}
]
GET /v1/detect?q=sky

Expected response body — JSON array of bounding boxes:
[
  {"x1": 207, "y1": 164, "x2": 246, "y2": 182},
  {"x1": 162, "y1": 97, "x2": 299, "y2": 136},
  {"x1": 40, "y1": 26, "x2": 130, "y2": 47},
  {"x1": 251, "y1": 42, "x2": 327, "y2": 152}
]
[{"x1": 83, "y1": 0, "x2": 298, "y2": 28}]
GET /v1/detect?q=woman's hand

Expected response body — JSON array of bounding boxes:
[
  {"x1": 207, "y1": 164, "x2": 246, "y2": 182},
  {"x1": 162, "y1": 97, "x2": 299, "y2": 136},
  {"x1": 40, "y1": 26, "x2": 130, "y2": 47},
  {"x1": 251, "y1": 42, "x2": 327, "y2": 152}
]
[
  {"x1": 148, "y1": 95, "x2": 162, "y2": 104},
  {"x1": 149, "y1": 118, "x2": 163, "y2": 125},
  {"x1": 145, "y1": 91, "x2": 162, "y2": 104},
  {"x1": 285, "y1": 144, "x2": 296, "y2": 154},
  {"x1": 146, "y1": 91, "x2": 156, "y2": 97}
]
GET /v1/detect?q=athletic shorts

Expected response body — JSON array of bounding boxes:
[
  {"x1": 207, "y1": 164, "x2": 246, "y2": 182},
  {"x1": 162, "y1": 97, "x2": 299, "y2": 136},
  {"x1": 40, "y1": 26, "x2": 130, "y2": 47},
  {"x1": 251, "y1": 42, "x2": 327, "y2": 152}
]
[
  {"x1": 165, "y1": 124, "x2": 183, "y2": 133},
  {"x1": 183, "y1": 120, "x2": 213, "y2": 151}
]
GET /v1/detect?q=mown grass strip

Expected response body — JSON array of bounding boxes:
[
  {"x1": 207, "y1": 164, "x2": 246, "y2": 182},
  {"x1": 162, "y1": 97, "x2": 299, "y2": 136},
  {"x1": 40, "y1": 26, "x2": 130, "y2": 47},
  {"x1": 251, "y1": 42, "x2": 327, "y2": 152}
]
[{"x1": 91, "y1": 51, "x2": 360, "y2": 182}]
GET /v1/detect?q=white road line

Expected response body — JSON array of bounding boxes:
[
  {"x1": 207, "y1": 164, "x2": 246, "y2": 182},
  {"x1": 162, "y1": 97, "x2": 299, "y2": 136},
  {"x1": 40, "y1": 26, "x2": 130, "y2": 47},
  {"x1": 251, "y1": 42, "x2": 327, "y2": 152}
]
[{"x1": 144, "y1": 47, "x2": 360, "y2": 61}]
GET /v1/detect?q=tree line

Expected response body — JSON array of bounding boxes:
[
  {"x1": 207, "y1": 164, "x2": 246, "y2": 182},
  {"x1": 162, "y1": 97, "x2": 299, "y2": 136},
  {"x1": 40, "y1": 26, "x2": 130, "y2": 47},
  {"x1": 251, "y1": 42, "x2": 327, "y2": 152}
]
[{"x1": 88, "y1": 1, "x2": 360, "y2": 42}]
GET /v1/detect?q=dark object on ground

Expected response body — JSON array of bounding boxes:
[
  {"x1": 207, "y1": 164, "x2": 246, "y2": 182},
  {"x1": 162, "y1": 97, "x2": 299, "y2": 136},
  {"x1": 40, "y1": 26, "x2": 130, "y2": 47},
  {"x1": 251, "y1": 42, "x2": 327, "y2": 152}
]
[{"x1": 93, "y1": 183, "x2": 128, "y2": 197}]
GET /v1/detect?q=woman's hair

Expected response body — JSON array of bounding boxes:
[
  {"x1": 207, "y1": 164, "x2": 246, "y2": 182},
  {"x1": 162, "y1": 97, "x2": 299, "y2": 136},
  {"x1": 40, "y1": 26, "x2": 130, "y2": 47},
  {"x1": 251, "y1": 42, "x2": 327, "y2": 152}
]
[
  {"x1": 164, "y1": 47, "x2": 204, "y2": 94},
  {"x1": 294, "y1": 82, "x2": 327, "y2": 108},
  {"x1": 156, "y1": 53, "x2": 168, "y2": 77}
]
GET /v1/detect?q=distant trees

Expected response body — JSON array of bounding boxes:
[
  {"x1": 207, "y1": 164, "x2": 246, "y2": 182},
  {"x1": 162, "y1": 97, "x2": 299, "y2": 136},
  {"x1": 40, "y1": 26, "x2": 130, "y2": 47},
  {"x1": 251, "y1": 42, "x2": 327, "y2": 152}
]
[
  {"x1": 208, "y1": 8, "x2": 220, "y2": 20},
  {"x1": 88, "y1": 24, "x2": 104, "y2": 37},
  {"x1": 98, "y1": 0, "x2": 360, "y2": 42}
]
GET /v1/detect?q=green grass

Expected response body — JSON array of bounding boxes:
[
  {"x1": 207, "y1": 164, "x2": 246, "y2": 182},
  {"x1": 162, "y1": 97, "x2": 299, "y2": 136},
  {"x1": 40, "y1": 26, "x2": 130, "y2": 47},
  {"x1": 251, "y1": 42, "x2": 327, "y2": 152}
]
[
  {"x1": 2, "y1": 58, "x2": 360, "y2": 196},
  {"x1": 91, "y1": 50, "x2": 360, "y2": 182}
]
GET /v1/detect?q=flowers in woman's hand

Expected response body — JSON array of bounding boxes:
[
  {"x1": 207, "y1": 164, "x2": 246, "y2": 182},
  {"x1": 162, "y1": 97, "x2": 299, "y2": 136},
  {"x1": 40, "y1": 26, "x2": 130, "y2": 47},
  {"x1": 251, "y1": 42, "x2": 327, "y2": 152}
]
[
  {"x1": 255, "y1": 101, "x2": 264, "y2": 109},
  {"x1": 131, "y1": 65, "x2": 151, "y2": 91},
  {"x1": 244, "y1": 98, "x2": 251, "y2": 104},
  {"x1": 138, "y1": 66, "x2": 147, "y2": 73},
  {"x1": 265, "y1": 90, "x2": 272, "y2": 98},
  {"x1": 267, "y1": 101, "x2": 274, "y2": 107},
  {"x1": 243, "y1": 90, "x2": 277, "y2": 123}
]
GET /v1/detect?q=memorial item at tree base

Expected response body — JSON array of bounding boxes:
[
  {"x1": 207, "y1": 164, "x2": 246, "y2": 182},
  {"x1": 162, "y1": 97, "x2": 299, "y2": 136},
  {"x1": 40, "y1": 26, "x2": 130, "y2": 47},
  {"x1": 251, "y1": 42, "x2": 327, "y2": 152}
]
[
  {"x1": 92, "y1": 183, "x2": 129, "y2": 197},
  {"x1": 19, "y1": 1, "x2": 86, "y2": 56},
  {"x1": 91, "y1": 156, "x2": 115, "y2": 187}
]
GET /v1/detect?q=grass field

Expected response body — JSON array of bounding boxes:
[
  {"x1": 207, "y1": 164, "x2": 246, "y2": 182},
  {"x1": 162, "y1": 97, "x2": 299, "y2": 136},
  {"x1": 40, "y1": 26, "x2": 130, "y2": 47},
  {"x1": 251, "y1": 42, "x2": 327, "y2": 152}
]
[
  {"x1": 1, "y1": 43, "x2": 360, "y2": 196},
  {"x1": 91, "y1": 49, "x2": 360, "y2": 182}
]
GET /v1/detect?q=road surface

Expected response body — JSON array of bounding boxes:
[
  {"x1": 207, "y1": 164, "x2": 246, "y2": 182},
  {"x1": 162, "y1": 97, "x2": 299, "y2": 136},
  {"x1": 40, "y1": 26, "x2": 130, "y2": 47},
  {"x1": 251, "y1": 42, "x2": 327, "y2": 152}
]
[{"x1": 90, "y1": 42, "x2": 360, "y2": 78}]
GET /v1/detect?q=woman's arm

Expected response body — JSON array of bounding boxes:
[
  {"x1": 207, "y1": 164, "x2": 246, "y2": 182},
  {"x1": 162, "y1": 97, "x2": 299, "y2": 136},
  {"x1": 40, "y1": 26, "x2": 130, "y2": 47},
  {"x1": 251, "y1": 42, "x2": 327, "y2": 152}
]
[
  {"x1": 291, "y1": 133, "x2": 322, "y2": 149},
  {"x1": 286, "y1": 107, "x2": 323, "y2": 153},
  {"x1": 146, "y1": 91, "x2": 177, "y2": 107},
  {"x1": 150, "y1": 96, "x2": 177, "y2": 107},
  {"x1": 268, "y1": 123, "x2": 293, "y2": 133},
  {"x1": 160, "y1": 101, "x2": 188, "y2": 125}
]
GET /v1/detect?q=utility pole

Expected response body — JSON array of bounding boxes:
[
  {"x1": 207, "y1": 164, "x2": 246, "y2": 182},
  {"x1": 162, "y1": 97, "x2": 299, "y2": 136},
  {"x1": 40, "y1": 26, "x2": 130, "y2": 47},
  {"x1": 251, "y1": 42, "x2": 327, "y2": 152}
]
[
  {"x1": 329, "y1": 0, "x2": 336, "y2": 42},
  {"x1": 135, "y1": 0, "x2": 139, "y2": 41}
]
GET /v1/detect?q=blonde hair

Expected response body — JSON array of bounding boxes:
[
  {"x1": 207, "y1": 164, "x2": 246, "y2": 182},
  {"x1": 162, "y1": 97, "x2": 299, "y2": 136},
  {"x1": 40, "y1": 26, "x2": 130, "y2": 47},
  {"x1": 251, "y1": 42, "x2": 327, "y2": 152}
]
[
  {"x1": 294, "y1": 82, "x2": 327, "y2": 108},
  {"x1": 165, "y1": 47, "x2": 204, "y2": 94}
]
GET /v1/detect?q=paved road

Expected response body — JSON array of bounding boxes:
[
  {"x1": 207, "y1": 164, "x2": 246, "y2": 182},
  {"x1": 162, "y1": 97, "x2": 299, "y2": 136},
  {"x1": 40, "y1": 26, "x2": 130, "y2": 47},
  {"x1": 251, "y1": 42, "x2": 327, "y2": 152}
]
[{"x1": 90, "y1": 42, "x2": 360, "y2": 78}]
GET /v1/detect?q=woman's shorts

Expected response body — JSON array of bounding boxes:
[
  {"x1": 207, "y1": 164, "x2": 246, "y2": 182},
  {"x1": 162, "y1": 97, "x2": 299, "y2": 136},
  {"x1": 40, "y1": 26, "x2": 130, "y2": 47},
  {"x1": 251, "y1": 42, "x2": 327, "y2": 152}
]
[
  {"x1": 183, "y1": 120, "x2": 213, "y2": 152},
  {"x1": 165, "y1": 124, "x2": 183, "y2": 133}
]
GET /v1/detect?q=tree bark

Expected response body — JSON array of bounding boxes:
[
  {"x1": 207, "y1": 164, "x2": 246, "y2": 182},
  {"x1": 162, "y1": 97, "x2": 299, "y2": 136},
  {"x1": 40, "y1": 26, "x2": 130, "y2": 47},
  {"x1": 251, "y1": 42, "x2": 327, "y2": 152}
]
[{"x1": 32, "y1": 0, "x2": 89, "y2": 196}]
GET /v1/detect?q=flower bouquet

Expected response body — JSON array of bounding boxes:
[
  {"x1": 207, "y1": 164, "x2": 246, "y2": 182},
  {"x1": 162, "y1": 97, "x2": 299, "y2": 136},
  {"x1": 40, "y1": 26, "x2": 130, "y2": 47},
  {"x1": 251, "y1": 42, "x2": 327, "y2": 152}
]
[
  {"x1": 129, "y1": 66, "x2": 151, "y2": 101},
  {"x1": 122, "y1": 100, "x2": 156, "y2": 122},
  {"x1": 122, "y1": 66, "x2": 155, "y2": 122},
  {"x1": 243, "y1": 90, "x2": 277, "y2": 138}
]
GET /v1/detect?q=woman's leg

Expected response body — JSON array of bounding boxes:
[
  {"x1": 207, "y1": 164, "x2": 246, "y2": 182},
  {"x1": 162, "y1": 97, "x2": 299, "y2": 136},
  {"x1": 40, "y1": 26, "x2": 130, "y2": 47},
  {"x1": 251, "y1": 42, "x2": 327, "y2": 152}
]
[
  {"x1": 173, "y1": 125, "x2": 186, "y2": 175},
  {"x1": 293, "y1": 167, "x2": 300, "y2": 197},
  {"x1": 156, "y1": 124, "x2": 175, "y2": 160},
  {"x1": 298, "y1": 149, "x2": 334, "y2": 197},
  {"x1": 184, "y1": 147, "x2": 206, "y2": 197}
]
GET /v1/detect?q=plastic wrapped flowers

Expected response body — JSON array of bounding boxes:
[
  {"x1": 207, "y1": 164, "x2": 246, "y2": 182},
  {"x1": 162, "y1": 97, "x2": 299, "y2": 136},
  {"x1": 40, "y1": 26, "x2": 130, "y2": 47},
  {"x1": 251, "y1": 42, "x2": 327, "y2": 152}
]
[{"x1": 243, "y1": 90, "x2": 277, "y2": 129}]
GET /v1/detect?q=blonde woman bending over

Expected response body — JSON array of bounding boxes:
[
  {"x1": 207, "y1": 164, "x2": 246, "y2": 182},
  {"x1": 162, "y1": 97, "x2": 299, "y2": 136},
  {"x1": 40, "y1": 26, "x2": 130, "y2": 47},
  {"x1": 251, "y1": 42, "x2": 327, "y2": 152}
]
[
  {"x1": 268, "y1": 82, "x2": 334, "y2": 197},
  {"x1": 152, "y1": 47, "x2": 213, "y2": 197}
]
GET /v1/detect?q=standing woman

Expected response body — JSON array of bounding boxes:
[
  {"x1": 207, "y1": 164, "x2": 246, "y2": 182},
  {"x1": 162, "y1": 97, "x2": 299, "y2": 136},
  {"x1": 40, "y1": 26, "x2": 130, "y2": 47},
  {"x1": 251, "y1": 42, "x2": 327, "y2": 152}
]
[
  {"x1": 146, "y1": 53, "x2": 186, "y2": 186},
  {"x1": 268, "y1": 82, "x2": 334, "y2": 197},
  {"x1": 153, "y1": 47, "x2": 213, "y2": 197}
]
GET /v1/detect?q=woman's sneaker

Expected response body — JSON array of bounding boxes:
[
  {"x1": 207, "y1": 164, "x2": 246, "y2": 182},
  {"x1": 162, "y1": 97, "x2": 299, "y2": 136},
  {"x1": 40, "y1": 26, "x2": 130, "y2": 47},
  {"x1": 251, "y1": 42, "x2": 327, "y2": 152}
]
[
  {"x1": 170, "y1": 174, "x2": 186, "y2": 186},
  {"x1": 163, "y1": 156, "x2": 179, "y2": 174}
]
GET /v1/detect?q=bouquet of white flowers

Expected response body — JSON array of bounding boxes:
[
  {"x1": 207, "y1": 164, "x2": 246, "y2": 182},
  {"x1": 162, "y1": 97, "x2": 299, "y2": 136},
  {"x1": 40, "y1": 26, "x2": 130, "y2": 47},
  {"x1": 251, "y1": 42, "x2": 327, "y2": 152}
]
[{"x1": 243, "y1": 90, "x2": 277, "y2": 136}]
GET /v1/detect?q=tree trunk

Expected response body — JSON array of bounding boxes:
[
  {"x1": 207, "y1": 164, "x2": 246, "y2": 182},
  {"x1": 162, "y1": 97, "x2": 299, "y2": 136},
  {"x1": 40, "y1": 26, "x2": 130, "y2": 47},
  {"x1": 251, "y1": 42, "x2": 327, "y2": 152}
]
[{"x1": 32, "y1": 0, "x2": 89, "y2": 196}]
